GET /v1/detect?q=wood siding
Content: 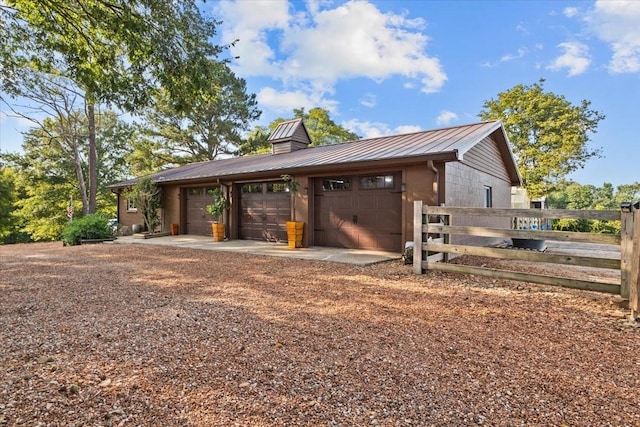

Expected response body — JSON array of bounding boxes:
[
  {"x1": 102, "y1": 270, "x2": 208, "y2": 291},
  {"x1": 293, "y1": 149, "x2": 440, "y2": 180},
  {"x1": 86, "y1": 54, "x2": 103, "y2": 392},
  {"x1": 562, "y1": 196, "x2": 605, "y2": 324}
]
[
  {"x1": 444, "y1": 161, "x2": 512, "y2": 246},
  {"x1": 462, "y1": 136, "x2": 511, "y2": 182},
  {"x1": 272, "y1": 140, "x2": 309, "y2": 155}
]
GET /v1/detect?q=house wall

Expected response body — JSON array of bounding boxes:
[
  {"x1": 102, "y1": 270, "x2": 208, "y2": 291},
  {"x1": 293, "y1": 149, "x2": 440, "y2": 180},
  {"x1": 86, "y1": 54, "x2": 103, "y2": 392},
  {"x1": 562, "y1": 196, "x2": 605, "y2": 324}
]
[
  {"x1": 116, "y1": 192, "x2": 145, "y2": 233},
  {"x1": 402, "y1": 163, "x2": 438, "y2": 247},
  {"x1": 116, "y1": 188, "x2": 177, "y2": 234},
  {"x1": 131, "y1": 151, "x2": 513, "y2": 250},
  {"x1": 163, "y1": 186, "x2": 181, "y2": 233},
  {"x1": 444, "y1": 159, "x2": 512, "y2": 246}
]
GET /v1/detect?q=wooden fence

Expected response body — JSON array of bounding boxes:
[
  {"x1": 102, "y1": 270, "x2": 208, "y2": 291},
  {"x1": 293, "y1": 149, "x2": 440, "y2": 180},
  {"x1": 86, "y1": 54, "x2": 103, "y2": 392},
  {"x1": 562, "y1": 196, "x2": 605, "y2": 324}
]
[{"x1": 413, "y1": 201, "x2": 640, "y2": 319}]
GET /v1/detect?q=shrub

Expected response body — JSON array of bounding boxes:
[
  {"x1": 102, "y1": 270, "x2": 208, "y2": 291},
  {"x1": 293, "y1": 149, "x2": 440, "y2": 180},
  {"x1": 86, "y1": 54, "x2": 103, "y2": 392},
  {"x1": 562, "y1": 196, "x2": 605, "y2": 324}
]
[
  {"x1": 61, "y1": 214, "x2": 113, "y2": 246},
  {"x1": 125, "y1": 177, "x2": 161, "y2": 233}
]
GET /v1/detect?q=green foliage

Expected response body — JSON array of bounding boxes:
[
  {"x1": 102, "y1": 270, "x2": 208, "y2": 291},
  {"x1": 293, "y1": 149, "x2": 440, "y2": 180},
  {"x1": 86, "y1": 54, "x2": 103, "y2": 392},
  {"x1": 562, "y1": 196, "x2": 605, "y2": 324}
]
[
  {"x1": 235, "y1": 126, "x2": 271, "y2": 156},
  {"x1": 1, "y1": 0, "x2": 227, "y2": 214},
  {"x1": 553, "y1": 218, "x2": 591, "y2": 233},
  {"x1": 0, "y1": 166, "x2": 29, "y2": 244},
  {"x1": 0, "y1": 167, "x2": 16, "y2": 240},
  {"x1": 294, "y1": 107, "x2": 359, "y2": 146},
  {"x1": 0, "y1": 109, "x2": 128, "y2": 240},
  {"x1": 479, "y1": 79, "x2": 604, "y2": 198},
  {"x1": 1, "y1": 0, "x2": 223, "y2": 111},
  {"x1": 280, "y1": 174, "x2": 300, "y2": 194},
  {"x1": 546, "y1": 180, "x2": 640, "y2": 234},
  {"x1": 205, "y1": 187, "x2": 229, "y2": 221},
  {"x1": 61, "y1": 214, "x2": 113, "y2": 246},
  {"x1": 126, "y1": 177, "x2": 161, "y2": 232},
  {"x1": 240, "y1": 107, "x2": 360, "y2": 155},
  {"x1": 137, "y1": 62, "x2": 261, "y2": 166}
]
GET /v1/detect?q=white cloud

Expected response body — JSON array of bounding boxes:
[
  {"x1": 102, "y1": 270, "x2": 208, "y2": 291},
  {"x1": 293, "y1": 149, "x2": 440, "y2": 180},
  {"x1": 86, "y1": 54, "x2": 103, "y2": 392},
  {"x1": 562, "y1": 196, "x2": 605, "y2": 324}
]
[
  {"x1": 343, "y1": 119, "x2": 421, "y2": 139},
  {"x1": 516, "y1": 23, "x2": 529, "y2": 35},
  {"x1": 216, "y1": 0, "x2": 447, "y2": 108},
  {"x1": 500, "y1": 47, "x2": 528, "y2": 63},
  {"x1": 360, "y1": 93, "x2": 376, "y2": 108},
  {"x1": 256, "y1": 87, "x2": 338, "y2": 114},
  {"x1": 216, "y1": 0, "x2": 290, "y2": 76},
  {"x1": 586, "y1": 0, "x2": 640, "y2": 73},
  {"x1": 436, "y1": 110, "x2": 459, "y2": 126},
  {"x1": 563, "y1": 7, "x2": 578, "y2": 18},
  {"x1": 395, "y1": 125, "x2": 422, "y2": 134},
  {"x1": 547, "y1": 41, "x2": 591, "y2": 76}
]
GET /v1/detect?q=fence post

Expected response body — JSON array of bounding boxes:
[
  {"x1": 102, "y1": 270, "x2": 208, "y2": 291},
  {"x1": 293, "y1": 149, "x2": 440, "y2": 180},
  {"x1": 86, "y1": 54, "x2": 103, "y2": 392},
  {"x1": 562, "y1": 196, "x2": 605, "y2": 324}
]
[
  {"x1": 621, "y1": 204, "x2": 634, "y2": 299},
  {"x1": 629, "y1": 204, "x2": 640, "y2": 319},
  {"x1": 413, "y1": 200, "x2": 423, "y2": 274}
]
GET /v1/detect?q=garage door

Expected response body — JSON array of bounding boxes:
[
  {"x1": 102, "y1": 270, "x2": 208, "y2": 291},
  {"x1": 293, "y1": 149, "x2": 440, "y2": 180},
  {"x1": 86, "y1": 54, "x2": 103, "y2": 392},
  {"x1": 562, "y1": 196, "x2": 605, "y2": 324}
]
[
  {"x1": 185, "y1": 186, "x2": 217, "y2": 235},
  {"x1": 314, "y1": 173, "x2": 402, "y2": 252},
  {"x1": 239, "y1": 182, "x2": 291, "y2": 242}
]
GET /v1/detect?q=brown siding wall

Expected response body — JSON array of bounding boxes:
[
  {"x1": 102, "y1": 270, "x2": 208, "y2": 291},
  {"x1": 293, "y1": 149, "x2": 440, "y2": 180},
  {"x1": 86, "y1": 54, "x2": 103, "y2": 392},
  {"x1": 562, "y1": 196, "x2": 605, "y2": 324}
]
[
  {"x1": 117, "y1": 193, "x2": 144, "y2": 232},
  {"x1": 462, "y1": 136, "x2": 510, "y2": 181},
  {"x1": 444, "y1": 161, "x2": 511, "y2": 246},
  {"x1": 163, "y1": 186, "x2": 181, "y2": 233},
  {"x1": 402, "y1": 164, "x2": 437, "y2": 247},
  {"x1": 272, "y1": 141, "x2": 309, "y2": 155},
  {"x1": 117, "y1": 188, "x2": 179, "y2": 234}
]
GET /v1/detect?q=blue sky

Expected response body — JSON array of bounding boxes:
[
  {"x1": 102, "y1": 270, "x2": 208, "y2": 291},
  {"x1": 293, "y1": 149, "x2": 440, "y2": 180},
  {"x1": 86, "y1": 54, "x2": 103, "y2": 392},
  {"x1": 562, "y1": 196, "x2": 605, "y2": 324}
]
[{"x1": 1, "y1": 0, "x2": 638, "y2": 187}]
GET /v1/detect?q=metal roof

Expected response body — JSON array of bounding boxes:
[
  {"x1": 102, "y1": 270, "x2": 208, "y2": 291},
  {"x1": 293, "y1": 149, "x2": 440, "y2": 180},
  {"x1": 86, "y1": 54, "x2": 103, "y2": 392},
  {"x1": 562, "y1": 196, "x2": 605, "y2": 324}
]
[
  {"x1": 110, "y1": 120, "x2": 520, "y2": 188},
  {"x1": 268, "y1": 118, "x2": 302, "y2": 141}
]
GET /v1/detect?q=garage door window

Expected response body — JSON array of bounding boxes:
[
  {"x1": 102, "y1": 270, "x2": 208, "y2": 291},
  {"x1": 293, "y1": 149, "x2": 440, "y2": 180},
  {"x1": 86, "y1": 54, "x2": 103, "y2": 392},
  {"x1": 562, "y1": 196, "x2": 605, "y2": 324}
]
[
  {"x1": 267, "y1": 182, "x2": 288, "y2": 193},
  {"x1": 360, "y1": 175, "x2": 394, "y2": 189},
  {"x1": 322, "y1": 178, "x2": 351, "y2": 191},
  {"x1": 242, "y1": 184, "x2": 263, "y2": 193}
]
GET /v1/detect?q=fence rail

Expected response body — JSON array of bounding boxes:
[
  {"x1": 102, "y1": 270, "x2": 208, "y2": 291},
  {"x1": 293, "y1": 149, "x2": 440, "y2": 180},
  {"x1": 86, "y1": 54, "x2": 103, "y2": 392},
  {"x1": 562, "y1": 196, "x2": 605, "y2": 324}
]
[{"x1": 413, "y1": 201, "x2": 640, "y2": 318}]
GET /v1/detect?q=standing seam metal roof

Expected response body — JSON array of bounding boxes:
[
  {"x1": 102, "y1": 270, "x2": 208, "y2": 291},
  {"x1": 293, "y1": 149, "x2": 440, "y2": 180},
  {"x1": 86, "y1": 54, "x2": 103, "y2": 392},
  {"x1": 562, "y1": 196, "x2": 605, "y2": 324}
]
[{"x1": 111, "y1": 120, "x2": 519, "y2": 188}]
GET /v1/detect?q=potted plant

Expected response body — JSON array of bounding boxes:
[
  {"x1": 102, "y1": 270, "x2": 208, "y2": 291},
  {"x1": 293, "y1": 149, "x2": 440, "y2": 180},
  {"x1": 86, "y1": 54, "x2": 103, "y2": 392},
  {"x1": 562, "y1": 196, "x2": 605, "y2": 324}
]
[
  {"x1": 282, "y1": 174, "x2": 304, "y2": 249},
  {"x1": 206, "y1": 187, "x2": 230, "y2": 242}
]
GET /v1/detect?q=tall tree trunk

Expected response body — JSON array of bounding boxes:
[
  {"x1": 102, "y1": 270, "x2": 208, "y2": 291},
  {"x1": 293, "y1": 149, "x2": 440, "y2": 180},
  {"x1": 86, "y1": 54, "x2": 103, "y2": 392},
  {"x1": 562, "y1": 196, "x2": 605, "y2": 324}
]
[
  {"x1": 72, "y1": 138, "x2": 90, "y2": 215},
  {"x1": 87, "y1": 102, "x2": 97, "y2": 214}
]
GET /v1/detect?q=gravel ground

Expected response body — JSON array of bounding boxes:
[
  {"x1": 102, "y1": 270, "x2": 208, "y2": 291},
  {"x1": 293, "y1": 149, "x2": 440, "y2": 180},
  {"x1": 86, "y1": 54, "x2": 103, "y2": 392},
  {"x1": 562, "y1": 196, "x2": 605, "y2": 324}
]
[{"x1": 1, "y1": 242, "x2": 639, "y2": 426}]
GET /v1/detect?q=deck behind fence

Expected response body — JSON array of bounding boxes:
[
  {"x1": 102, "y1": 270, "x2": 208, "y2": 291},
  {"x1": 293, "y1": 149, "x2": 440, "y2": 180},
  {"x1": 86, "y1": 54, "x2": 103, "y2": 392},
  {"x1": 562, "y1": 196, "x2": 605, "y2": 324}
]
[{"x1": 413, "y1": 201, "x2": 640, "y2": 318}]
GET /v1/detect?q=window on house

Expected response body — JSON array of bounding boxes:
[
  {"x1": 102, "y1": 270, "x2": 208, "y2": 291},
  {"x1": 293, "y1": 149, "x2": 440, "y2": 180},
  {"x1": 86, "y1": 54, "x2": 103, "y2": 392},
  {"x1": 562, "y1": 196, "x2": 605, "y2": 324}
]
[
  {"x1": 242, "y1": 183, "x2": 263, "y2": 194},
  {"x1": 127, "y1": 198, "x2": 137, "y2": 212},
  {"x1": 484, "y1": 186, "x2": 493, "y2": 208},
  {"x1": 267, "y1": 182, "x2": 288, "y2": 193},
  {"x1": 322, "y1": 178, "x2": 352, "y2": 191},
  {"x1": 360, "y1": 175, "x2": 394, "y2": 189}
]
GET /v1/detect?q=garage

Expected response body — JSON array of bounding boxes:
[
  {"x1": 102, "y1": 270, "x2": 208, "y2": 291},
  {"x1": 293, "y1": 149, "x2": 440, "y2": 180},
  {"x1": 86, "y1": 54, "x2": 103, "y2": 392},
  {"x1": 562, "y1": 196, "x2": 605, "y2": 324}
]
[
  {"x1": 239, "y1": 182, "x2": 291, "y2": 242},
  {"x1": 185, "y1": 186, "x2": 216, "y2": 235},
  {"x1": 313, "y1": 173, "x2": 402, "y2": 252}
]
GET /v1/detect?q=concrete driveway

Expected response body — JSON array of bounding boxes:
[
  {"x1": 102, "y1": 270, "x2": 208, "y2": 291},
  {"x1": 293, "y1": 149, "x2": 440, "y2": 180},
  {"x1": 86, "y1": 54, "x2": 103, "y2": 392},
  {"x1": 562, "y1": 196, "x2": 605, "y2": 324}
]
[{"x1": 114, "y1": 235, "x2": 401, "y2": 266}]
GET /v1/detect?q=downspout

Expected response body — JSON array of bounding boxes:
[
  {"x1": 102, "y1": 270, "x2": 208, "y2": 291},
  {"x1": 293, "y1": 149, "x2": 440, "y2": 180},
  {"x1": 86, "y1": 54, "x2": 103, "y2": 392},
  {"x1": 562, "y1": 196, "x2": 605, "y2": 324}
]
[
  {"x1": 428, "y1": 160, "x2": 440, "y2": 205},
  {"x1": 115, "y1": 189, "x2": 121, "y2": 224}
]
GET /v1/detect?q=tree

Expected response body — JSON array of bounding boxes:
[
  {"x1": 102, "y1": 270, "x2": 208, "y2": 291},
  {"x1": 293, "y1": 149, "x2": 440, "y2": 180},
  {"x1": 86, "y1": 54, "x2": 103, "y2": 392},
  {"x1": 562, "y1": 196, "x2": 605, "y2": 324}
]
[
  {"x1": 0, "y1": 167, "x2": 21, "y2": 243},
  {"x1": 294, "y1": 107, "x2": 359, "y2": 146},
  {"x1": 239, "y1": 107, "x2": 360, "y2": 156},
  {"x1": 479, "y1": 79, "x2": 604, "y2": 198},
  {"x1": 546, "y1": 181, "x2": 640, "y2": 234},
  {"x1": 234, "y1": 126, "x2": 271, "y2": 156},
  {"x1": 1, "y1": 0, "x2": 225, "y2": 212},
  {"x1": 1, "y1": 110, "x2": 132, "y2": 240},
  {"x1": 614, "y1": 183, "x2": 640, "y2": 206},
  {"x1": 140, "y1": 62, "x2": 260, "y2": 164},
  {"x1": 126, "y1": 177, "x2": 161, "y2": 233}
]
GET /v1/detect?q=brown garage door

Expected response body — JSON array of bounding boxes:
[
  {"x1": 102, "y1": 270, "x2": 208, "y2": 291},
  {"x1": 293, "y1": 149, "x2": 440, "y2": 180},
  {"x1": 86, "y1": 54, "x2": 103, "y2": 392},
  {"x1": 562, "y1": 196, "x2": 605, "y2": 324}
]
[
  {"x1": 239, "y1": 182, "x2": 290, "y2": 242},
  {"x1": 185, "y1": 186, "x2": 216, "y2": 235},
  {"x1": 314, "y1": 173, "x2": 402, "y2": 252}
]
